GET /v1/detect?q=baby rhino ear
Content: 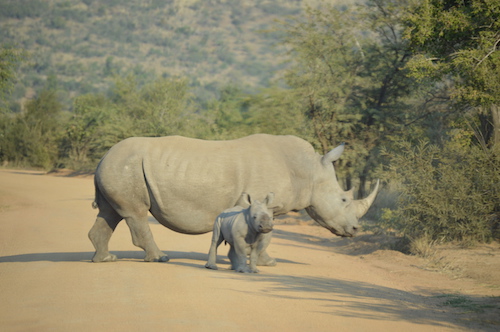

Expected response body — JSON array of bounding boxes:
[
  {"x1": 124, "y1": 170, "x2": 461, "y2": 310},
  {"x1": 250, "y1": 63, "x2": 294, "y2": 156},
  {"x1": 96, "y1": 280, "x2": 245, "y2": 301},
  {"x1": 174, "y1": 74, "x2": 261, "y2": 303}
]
[
  {"x1": 264, "y1": 192, "x2": 274, "y2": 206},
  {"x1": 239, "y1": 192, "x2": 251, "y2": 206}
]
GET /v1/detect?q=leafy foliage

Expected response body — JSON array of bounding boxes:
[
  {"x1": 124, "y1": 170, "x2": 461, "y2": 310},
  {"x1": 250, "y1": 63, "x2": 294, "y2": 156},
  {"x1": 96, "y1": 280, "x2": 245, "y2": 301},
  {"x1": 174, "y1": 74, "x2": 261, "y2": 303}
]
[
  {"x1": 58, "y1": 93, "x2": 112, "y2": 170},
  {"x1": 0, "y1": 89, "x2": 62, "y2": 169},
  {"x1": 0, "y1": 45, "x2": 26, "y2": 111},
  {"x1": 404, "y1": 0, "x2": 500, "y2": 146},
  {"x1": 279, "y1": 1, "x2": 419, "y2": 193},
  {"x1": 381, "y1": 140, "x2": 500, "y2": 243},
  {"x1": 57, "y1": 75, "x2": 206, "y2": 170}
]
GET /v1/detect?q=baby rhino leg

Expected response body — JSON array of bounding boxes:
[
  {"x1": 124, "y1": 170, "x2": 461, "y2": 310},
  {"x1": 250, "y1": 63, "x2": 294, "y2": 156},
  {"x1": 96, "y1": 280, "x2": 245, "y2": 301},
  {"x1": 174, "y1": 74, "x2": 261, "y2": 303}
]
[
  {"x1": 248, "y1": 246, "x2": 260, "y2": 273},
  {"x1": 206, "y1": 218, "x2": 224, "y2": 270},
  {"x1": 231, "y1": 239, "x2": 251, "y2": 273},
  {"x1": 257, "y1": 232, "x2": 276, "y2": 266}
]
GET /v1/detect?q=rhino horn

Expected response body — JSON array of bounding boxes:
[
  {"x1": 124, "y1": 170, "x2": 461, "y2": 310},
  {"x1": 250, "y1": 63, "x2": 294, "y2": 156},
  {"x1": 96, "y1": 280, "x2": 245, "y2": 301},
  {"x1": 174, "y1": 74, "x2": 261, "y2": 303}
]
[{"x1": 354, "y1": 179, "x2": 380, "y2": 218}]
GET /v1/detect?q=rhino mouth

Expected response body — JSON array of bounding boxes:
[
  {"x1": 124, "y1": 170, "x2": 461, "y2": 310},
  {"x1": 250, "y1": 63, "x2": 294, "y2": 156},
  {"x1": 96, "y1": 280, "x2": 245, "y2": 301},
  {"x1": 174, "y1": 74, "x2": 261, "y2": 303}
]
[{"x1": 258, "y1": 226, "x2": 273, "y2": 234}]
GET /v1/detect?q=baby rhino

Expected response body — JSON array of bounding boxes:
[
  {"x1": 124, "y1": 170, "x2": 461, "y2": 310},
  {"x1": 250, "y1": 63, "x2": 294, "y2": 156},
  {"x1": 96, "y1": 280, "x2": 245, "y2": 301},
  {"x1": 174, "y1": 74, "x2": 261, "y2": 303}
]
[{"x1": 205, "y1": 193, "x2": 275, "y2": 273}]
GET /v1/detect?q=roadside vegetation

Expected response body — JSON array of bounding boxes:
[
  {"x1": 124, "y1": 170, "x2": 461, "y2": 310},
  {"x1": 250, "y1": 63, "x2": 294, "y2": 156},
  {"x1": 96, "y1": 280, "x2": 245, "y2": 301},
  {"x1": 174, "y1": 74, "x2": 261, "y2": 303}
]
[{"x1": 1, "y1": 0, "x2": 499, "y2": 249}]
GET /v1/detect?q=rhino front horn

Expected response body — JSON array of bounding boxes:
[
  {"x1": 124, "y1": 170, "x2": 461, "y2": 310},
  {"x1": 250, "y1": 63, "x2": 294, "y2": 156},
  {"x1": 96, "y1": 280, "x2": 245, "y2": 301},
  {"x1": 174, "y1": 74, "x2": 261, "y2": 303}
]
[{"x1": 354, "y1": 179, "x2": 380, "y2": 218}]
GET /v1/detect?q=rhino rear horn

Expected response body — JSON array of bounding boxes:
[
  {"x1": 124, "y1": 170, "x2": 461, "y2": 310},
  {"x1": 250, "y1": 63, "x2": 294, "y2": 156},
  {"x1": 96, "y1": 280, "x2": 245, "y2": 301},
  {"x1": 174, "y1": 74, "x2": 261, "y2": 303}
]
[{"x1": 354, "y1": 179, "x2": 380, "y2": 218}]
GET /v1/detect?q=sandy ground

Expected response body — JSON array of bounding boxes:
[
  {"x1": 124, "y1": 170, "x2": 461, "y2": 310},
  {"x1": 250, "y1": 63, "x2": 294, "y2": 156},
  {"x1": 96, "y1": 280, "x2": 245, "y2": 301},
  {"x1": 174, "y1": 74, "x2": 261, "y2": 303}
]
[{"x1": 0, "y1": 169, "x2": 499, "y2": 332}]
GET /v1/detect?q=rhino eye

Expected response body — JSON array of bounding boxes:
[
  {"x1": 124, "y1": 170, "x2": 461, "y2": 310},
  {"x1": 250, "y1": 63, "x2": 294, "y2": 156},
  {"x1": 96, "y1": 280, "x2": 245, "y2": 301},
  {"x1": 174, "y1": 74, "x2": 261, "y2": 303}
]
[{"x1": 342, "y1": 198, "x2": 347, "y2": 202}]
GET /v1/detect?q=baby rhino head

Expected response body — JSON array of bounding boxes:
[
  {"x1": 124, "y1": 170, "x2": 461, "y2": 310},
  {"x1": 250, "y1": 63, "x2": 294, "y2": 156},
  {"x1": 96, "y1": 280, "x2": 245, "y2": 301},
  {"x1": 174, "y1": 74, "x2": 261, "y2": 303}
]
[{"x1": 243, "y1": 192, "x2": 275, "y2": 234}]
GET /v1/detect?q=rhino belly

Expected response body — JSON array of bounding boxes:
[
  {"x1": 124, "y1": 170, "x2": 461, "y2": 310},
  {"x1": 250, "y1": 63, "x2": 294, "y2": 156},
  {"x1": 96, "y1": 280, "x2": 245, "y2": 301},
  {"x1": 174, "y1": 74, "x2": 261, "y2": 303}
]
[{"x1": 149, "y1": 205, "x2": 221, "y2": 234}]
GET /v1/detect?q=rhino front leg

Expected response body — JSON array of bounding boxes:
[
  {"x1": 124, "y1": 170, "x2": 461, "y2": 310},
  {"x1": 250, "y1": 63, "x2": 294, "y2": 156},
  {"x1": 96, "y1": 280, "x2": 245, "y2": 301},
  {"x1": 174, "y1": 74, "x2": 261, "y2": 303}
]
[
  {"x1": 248, "y1": 247, "x2": 260, "y2": 273},
  {"x1": 232, "y1": 240, "x2": 251, "y2": 273},
  {"x1": 124, "y1": 215, "x2": 169, "y2": 262},
  {"x1": 256, "y1": 232, "x2": 276, "y2": 266}
]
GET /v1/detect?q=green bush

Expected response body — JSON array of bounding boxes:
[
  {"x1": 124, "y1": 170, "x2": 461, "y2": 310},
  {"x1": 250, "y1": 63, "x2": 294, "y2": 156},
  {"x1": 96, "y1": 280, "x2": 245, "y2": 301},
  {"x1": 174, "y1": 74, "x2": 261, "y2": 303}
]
[
  {"x1": 0, "y1": 89, "x2": 63, "y2": 170},
  {"x1": 381, "y1": 140, "x2": 500, "y2": 244},
  {"x1": 0, "y1": 0, "x2": 48, "y2": 19}
]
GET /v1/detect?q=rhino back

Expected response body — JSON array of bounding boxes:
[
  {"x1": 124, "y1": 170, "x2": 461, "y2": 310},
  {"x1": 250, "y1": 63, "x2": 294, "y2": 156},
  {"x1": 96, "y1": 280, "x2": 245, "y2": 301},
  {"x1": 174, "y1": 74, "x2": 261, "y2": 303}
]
[{"x1": 97, "y1": 134, "x2": 317, "y2": 234}]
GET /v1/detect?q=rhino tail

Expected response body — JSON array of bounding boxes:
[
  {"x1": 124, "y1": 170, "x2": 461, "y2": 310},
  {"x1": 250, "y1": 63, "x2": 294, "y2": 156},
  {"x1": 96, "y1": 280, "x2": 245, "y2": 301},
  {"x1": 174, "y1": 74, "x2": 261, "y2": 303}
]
[{"x1": 92, "y1": 176, "x2": 102, "y2": 210}]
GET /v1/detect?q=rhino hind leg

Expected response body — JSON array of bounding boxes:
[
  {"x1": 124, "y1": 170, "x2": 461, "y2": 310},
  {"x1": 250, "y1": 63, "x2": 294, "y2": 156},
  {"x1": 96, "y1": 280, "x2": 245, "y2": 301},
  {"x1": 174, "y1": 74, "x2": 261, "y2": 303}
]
[
  {"x1": 88, "y1": 207, "x2": 122, "y2": 263},
  {"x1": 227, "y1": 246, "x2": 242, "y2": 271},
  {"x1": 124, "y1": 215, "x2": 169, "y2": 262},
  {"x1": 257, "y1": 251, "x2": 277, "y2": 266}
]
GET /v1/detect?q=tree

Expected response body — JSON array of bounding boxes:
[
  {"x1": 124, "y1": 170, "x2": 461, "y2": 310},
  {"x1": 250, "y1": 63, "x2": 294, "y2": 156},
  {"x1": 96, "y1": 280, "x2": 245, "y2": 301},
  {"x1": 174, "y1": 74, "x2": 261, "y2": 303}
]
[
  {"x1": 381, "y1": 139, "x2": 499, "y2": 244},
  {"x1": 279, "y1": 1, "x2": 416, "y2": 194},
  {"x1": 376, "y1": 0, "x2": 500, "y2": 244},
  {"x1": 0, "y1": 45, "x2": 26, "y2": 112},
  {"x1": 107, "y1": 74, "x2": 196, "y2": 138},
  {"x1": 0, "y1": 89, "x2": 63, "y2": 170},
  {"x1": 204, "y1": 85, "x2": 249, "y2": 139},
  {"x1": 244, "y1": 86, "x2": 307, "y2": 137},
  {"x1": 59, "y1": 93, "x2": 111, "y2": 170},
  {"x1": 404, "y1": 0, "x2": 500, "y2": 147},
  {"x1": 137, "y1": 77, "x2": 195, "y2": 137}
]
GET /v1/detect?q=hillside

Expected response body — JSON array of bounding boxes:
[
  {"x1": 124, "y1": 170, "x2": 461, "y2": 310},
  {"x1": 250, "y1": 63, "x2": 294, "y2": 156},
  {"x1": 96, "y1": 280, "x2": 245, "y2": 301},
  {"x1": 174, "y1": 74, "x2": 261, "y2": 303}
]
[{"x1": 0, "y1": 0, "x2": 322, "y2": 108}]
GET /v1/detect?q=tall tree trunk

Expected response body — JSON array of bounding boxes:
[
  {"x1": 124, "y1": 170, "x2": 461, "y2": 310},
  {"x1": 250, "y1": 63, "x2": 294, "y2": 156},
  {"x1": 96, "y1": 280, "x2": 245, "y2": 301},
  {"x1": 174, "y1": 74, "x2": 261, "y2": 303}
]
[
  {"x1": 492, "y1": 104, "x2": 500, "y2": 148},
  {"x1": 357, "y1": 175, "x2": 366, "y2": 199}
]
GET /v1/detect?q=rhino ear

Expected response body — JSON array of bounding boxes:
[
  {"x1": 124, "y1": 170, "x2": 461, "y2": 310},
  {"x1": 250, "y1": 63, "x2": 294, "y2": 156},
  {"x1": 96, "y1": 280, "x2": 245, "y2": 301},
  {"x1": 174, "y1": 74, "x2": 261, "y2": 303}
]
[
  {"x1": 242, "y1": 192, "x2": 251, "y2": 205},
  {"x1": 321, "y1": 143, "x2": 345, "y2": 166},
  {"x1": 264, "y1": 192, "x2": 274, "y2": 206}
]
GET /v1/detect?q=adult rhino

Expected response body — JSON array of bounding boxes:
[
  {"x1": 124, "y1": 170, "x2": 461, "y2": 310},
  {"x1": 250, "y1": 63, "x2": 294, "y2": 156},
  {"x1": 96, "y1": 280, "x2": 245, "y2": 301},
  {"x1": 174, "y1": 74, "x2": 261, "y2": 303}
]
[{"x1": 88, "y1": 134, "x2": 379, "y2": 263}]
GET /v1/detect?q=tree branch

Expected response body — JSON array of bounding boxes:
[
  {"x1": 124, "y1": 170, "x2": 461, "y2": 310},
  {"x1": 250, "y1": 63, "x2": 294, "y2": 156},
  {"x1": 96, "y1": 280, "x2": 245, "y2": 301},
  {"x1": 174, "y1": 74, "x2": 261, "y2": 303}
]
[{"x1": 475, "y1": 37, "x2": 500, "y2": 69}]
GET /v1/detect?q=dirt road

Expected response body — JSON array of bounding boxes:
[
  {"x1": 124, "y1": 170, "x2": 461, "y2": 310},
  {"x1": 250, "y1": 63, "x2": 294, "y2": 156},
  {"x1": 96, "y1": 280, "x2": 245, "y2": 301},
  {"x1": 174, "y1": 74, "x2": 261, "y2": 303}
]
[{"x1": 0, "y1": 169, "x2": 498, "y2": 331}]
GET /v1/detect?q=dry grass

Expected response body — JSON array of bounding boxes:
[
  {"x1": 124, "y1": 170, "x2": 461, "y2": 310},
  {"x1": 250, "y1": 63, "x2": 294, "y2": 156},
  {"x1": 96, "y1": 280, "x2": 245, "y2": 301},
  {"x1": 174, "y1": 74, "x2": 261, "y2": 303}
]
[{"x1": 409, "y1": 235, "x2": 437, "y2": 258}]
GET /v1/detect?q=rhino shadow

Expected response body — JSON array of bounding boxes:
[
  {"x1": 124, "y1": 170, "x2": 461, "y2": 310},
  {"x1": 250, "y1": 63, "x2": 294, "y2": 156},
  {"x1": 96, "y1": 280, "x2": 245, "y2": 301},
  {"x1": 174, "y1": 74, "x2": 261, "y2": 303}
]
[
  {"x1": 0, "y1": 252, "x2": 95, "y2": 263},
  {"x1": 272, "y1": 228, "x2": 356, "y2": 250},
  {"x1": 0, "y1": 251, "x2": 202, "y2": 263},
  {"x1": 221, "y1": 273, "x2": 499, "y2": 331},
  {"x1": 0, "y1": 250, "x2": 304, "y2": 265},
  {"x1": 272, "y1": 228, "x2": 390, "y2": 256}
]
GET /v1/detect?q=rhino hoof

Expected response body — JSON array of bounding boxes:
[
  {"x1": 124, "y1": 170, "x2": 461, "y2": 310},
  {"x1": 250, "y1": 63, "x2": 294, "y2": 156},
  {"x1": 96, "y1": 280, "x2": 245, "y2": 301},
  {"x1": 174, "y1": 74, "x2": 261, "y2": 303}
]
[
  {"x1": 145, "y1": 255, "x2": 169, "y2": 262},
  {"x1": 258, "y1": 258, "x2": 276, "y2": 267},
  {"x1": 92, "y1": 253, "x2": 117, "y2": 262},
  {"x1": 205, "y1": 263, "x2": 218, "y2": 270}
]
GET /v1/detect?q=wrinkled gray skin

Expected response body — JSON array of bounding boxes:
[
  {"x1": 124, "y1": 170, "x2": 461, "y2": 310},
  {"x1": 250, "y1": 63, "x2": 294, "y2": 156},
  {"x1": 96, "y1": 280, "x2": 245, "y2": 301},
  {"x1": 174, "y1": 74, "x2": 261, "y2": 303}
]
[
  {"x1": 205, "y1": 193, "x2": 274, "y2": 273},
  {"x1": 88, "y1": 134, "x2": 379, "y2": 263}
]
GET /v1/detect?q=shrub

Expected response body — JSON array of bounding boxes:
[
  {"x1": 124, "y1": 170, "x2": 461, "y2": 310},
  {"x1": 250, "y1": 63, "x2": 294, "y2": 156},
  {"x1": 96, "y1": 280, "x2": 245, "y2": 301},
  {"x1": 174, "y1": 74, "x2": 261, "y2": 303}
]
[
  {"x1": 381, "y1": 140, "x2": 500, "y2": 244},
  {"x1": 0, "y1": 89, "x2": 63, "y2": 170},
  {"x1": 0, "y1": 0, "x2": 48, "y2": 19}
]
